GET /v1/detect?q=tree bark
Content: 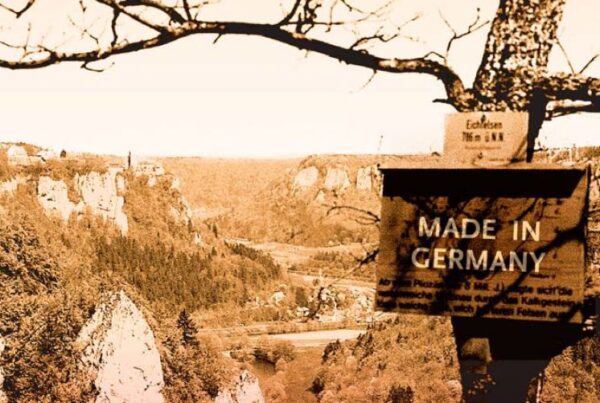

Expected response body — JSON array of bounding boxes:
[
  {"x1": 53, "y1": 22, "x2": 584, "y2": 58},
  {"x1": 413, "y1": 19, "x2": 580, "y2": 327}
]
[
  {"x1": 473, "y1": 0, "x2": 566, "y2": 112},
  {"x1": 451, "y1": 4, "x2": 588, "y2": 401}
]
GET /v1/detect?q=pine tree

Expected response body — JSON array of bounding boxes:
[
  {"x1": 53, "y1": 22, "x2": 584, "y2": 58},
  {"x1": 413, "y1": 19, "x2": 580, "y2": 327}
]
[{"x1": 177, "y1": 309, "x2": 198, "y2": 346}]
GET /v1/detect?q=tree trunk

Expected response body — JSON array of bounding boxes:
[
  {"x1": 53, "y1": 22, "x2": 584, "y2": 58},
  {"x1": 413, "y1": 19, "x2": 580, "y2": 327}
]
[
  {"x1": 452, "y1": 2, "x2": 585, "y2": 401},
  {"x1": 473, "y1": 0, "x2": 566, "y2": 112}
]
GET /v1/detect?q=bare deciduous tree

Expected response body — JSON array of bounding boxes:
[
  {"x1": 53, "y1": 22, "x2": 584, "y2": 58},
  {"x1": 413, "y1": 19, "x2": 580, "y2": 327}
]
[
  {"x1": 0, "y1": 0, "x2": 598, "y2": 137},
  {"x1": 1, "y1": 2, "x2": 595, "y2": 400}
]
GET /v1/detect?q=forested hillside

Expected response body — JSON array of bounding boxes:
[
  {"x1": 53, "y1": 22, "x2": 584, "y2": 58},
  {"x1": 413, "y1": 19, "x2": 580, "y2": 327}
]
[
  {"x1": 161, "y1": 157, "x2": 300, "y2": 219},
  {"x1": 0, "y1": 144, "x2": 284, "y2": 402},
  {"x1": 165, "y1": 154, "x2": 421, "y2": 246},
  {"x1": 1, "y1": 144, "x2": 598, "y2": 402}
]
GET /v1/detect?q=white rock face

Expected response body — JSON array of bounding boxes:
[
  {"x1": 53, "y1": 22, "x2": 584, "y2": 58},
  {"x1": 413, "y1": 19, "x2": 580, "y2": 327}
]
[
  {"x1": 356, "y1": 167, "x2": 373, "y2": 191},
  {"x1": 6, "y1": 145, "x2": 26, "y2": 157},
  {"x1": 169, "y1": 198, "x2": 193, "y2": 225},
  {"x1": 75, "y1": 171, "x2": 128, "y2": 235},
  {"x1": 0, "y1": 336, "x2": 6, "y2": 403},
  {"x1": 292, "y1": 167, "x2": 319, "y2": 190},
  {"x1": 170, "y1": 177, "x2": 181, "y2": 191},
  {"x1": 6, "y1": 145, "x2": 42, "y2": 166},
  {"x1": 33, "y1": 164, "x2": 195, "y2": 236},
  {"x1": 37, "y1": 176, "x2": 79, "y2": 221},
  {"x1": 77, "y1": 291, "x2": 165, "y2": 403},
  {"x1": 270, "y1": 291, "x2": 285, "y2": 305},
  {"x1": 36, "y1": 149, "x2": 57, "y2": 162},
  {"x1": 116, "y1": 176, "x2": 126, "y2": 193},
  {"x1": 0, "y1": 176, "x2": 27, "y2": 194},
  {"x1": 214, "y1": 370, "x2": 264, "y2": 403},
  {"x1": 324, "y1": 168, "x2": 351, "y2": 191},
  {"x1": 314, "y1": 190, "x2": 326, "y2": 203},
  {"x1": 37, "y1": 171, "x2": 128, "y2": 234}
]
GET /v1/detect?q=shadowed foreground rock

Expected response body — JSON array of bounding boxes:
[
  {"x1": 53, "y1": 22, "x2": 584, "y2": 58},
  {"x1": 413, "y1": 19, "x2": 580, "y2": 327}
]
[{"x1": 77, "y1": 291, "x2": 165, "y2": 403}]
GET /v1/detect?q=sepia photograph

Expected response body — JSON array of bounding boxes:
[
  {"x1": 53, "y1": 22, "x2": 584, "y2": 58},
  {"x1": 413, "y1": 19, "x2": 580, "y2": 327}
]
[{"x1": 0, "y1": 1, "x2": 599, "y2": 402}]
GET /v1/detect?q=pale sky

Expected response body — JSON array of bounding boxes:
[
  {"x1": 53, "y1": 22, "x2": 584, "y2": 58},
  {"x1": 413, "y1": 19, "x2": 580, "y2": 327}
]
[{"x1": 0, "y1": 0, "x2": 600, "y2": 157}]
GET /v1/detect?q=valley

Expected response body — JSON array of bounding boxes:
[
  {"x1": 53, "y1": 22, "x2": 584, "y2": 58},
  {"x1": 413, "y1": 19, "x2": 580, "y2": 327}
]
[{"x1": 0, "y1": 144, "x2": 598, "y2": 402}]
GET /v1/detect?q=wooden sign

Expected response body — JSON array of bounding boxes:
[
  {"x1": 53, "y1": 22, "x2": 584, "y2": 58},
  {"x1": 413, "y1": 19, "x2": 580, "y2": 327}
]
[
  {"x1": 376, "y1": 165, "x2": 589, "y2": 323},
  {"x1": 444, "y1": 112, "x2": 529, "y2": 164}
]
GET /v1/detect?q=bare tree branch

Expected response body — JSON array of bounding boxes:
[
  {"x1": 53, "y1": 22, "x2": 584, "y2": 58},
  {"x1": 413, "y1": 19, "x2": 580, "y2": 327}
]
[
  {"x1": 325, "y1": 204, "x2": 380, "y2": 226},
  {"x1": 120, "y1": 0, "x2": 186, "y2": 24},
  {"x1": 279, "y1": 0, "x2": 302, "y2": 26},
  {"x1": 0, "y1": 18, "x2": 474, "y2": 109},
  {"x1": 439, "y1": 8, "x2": 490, "y2": 65},
  {"x1": 181, "y1": 0, "x2": 192, "y2": 21},
  {"x1": 81, "y1": 59, "x2": 114, "y2": 72},
  {"x1": 0, "y1": 0, "x2": 35, "y2": 18},
  {"x1": 547, "y1": 100, "x2": 600, "y2": 118},
  {"x1": 539, "y1": 73, "x2": 600, "y2": 103},
  {"x1": 349, "y1": 14, "x2": 420, "y2": 51},
  {"x1": 556, "y1": 37, "x2": 576, "y2": 74},
  {"x1": 354, "y1": 69, "x2": 377, "y2": 91},
  {"x1": 580, "y1": 54, "x2": 600, "y2": 74},
  {"x1": 0, "y1": 0, "x2": 599, "y2": 122}
]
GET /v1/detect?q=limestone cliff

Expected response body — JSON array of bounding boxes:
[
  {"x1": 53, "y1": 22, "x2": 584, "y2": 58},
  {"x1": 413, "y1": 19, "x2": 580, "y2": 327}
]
[
  {"x1": 77, "y1": 291, "x2": 165, "y2": 403},
  {"x1": 292, "y1": 166, "x2": 319, "y2": 190},
  {"x1": 0, "y1": 176, "x2": 27, "y2": 194},
  {"x1": 33, "y1": 160, "x2": 193, "y2": 236},
  {"x1": 244, "y1": 155, "x2": 411, "y2": 245},
  {"x1": 37, "y1": 171, "x2": 129, "y2": 235},
  {"x1": 37, "y1": 176, "x2": 79, "y2": 221},
  {"x1": 75, "y1": 169, "x2": 128, "y2": 235},
  {"x1": 290, "y1": 159, "x2": 381, "y2": 196}
]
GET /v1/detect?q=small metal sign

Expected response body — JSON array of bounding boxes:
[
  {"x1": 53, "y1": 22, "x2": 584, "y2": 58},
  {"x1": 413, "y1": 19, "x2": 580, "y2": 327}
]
[
  {"x1": 376, "y1": 164, "x2": 589, "y2": 323},
  {"x1": 444, "y1": 112, "x2": 529, "y2": 164}
]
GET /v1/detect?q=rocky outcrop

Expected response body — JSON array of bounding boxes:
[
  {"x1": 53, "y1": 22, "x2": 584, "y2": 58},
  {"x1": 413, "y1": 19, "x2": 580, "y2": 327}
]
[
  {"x1": 6, "y1": 145, "x2": 28, "y2": 165},
  {"x1": 169, "y1": 198, "x2": 193, "y2": 226},
  {"x1": 36, "y1": 149, "x2": 57, "y2": 162},
  {"x1": 5, "y1": 145, "x2": 46, "y2": 166},
  {"x1": 214, "y1": 370, "x2": 264, "y2": 403},
  {"x1": 116, "y1": 175, "x2": 126, "y2": 193},
  {"x1": 357, "y1": 165, "x2": 382, "y2": 193},
  {"x1": 37, "y1": 176, "x2": 79, "y2": 221},
  {"x1": 33, "y1": 161, "x2": 196, "y2": 235},
  {"x1": 292, "y1": 166, "x2": 319, "y2": 190},
  {"x1": 36, "y1": 169, "x2": 128, "y2": 234},
  {"x1": 192, "y1": 232, "x2": 203, "y2": 245},
  {"x1": 314, "y1": 189, "x2": 326, "y2": 203},
  {"x1": 356, "y1": 166, "x2": 374, "y2": 191},
  {"x1": 77, "y1": 291, "x2": 164, "y2": 403},
  {"x1": 170, "y1": 177, "x2": 181, "y2": 191},
  {"x1": 324, "y1": 168, "x2": 351, "y2": 191},
  {"x1": 290, "y1": 161, "x2": 382, "y2": 195},
  {"x1": 75, "y1": 169, "x2": 128, "y2": 235},
  {"x1": 0, "y1": 176, "x2": 27, "y2": 194}
]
